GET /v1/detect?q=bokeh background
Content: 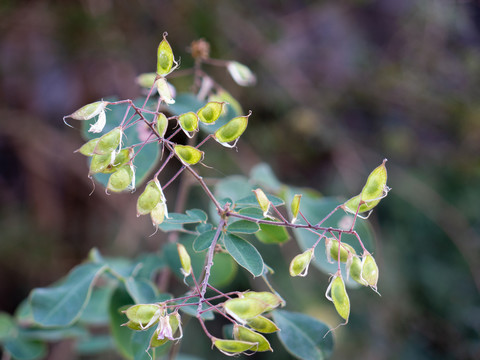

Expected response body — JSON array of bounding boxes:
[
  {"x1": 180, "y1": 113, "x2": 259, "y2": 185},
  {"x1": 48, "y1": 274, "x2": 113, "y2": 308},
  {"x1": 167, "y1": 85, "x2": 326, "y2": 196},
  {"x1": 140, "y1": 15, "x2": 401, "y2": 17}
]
[{"x1": 1, "y1": 0, "x2": 480, "y2": 359}]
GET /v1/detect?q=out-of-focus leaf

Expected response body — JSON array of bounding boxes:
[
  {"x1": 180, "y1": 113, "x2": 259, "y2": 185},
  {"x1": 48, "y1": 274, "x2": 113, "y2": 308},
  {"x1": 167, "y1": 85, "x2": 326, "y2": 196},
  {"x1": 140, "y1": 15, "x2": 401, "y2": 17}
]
[
  {"x1": 227, "y1": 220, "x2": 260, "y2": 234},
  {"x1": 109, "y1": 286, "x2": 135, "y2": 359},
  {"x1": 223, "y1": 233, "x2": 264, "y2": 277},
  {"x1": 125, "y1": 278, "x2": 159, "y2": 304},
  {"x1": 209, "y1": 253, "x2": 238, "y2": 288},
  {"x1": 3, "y1": 336, "x2": 47, "y2": 360},
  {"x1": 255, "y1": 222, "x2": 290, "y2": 244}
]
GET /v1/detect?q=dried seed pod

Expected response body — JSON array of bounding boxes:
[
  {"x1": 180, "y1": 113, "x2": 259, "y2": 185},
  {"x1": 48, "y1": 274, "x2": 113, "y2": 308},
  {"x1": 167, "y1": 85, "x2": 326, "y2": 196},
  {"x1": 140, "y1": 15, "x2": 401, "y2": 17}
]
[
  {"x1": 227, "y1": 61, "x2": 257, "y2": 87},
  {"x1": 107, "y1": 165, "x2": 134, "y2": 193},
  {"x1": 197, "y1": 101, "x2": 225, "y2": 124},
  {"x1": 136, "y1": 180, "x2": 162, "y2": 216},
  {"x1": 136, "y1": 72, "x2": 157, "y2": 89},
  {"x1": 67, "y1": 101, "x2": 106, "y2": 121},
  {"x1": 76, "y1": 138, "x2": 99, "y2": 156},
  {"x1": 178, "y1": 112, "x2": 199, "y2": 138},
  {"x1": 157, "y1": 33, "x2": 175, "y2": 76},
  {"x1": 224, "y1": 298, "x2": 270, "y2": 323},
  {"x1": 150, "y1": 313, "x2": 182, "y2": 347},
  {"x1": 246, "y1": 315, "x2": 279, "y2": 333},
  {"x1": 233, "y1": 325, "x2": 272, "y2": 352},
  {"x1": 150, "y1": 202, "x2": 166, "y2": 227},
  {"x1": 124, "y1": 304, "x2": 161, "y2": 330},
  {"x1": 361, "y1": 254, "x2": 379, "y2": 290},
  {"x1": 289, "y1": 248, "x2": 314, "y2": 277},
  {"x1": 213, "y1": 338, "x2": 257, "y2": 356},
  {"x1": 326, "y1": 238, "x2": 357, "y2": 263},
  {"x1": 326, "y1": 275, "x2": 350, "y2": 321},
  {"x1": 252, "y1": 188, "x2": 270, "y2": 217},
  {"x1": 94, "y1": 127, "x2": 122, "y2": 155},
  {"x1": 88, "y1": 108, "x2": 107, "y2": 133},
  {"x1": 214, "y1": 113, "x2": 250, "y2": 147},
  {"x1": 177, "y1": 243, "x2": 192, "y2": 277},
  {"x1": 243, "y1": 291, "x2": 283, "y2": 312},
  {"x1": 174, "y1": 145, "x2": 204, "y2": 165},
  {"x1": 290, "y1": 194, "x2": 302, "y2": 223},
  {"x1": 156, "y1": 113, "x2": 169, "y2": 138}
]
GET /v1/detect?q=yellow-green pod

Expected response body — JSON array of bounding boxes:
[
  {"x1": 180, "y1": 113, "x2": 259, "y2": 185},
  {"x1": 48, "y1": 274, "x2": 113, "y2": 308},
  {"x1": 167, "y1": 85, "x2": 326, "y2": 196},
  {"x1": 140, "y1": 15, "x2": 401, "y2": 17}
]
[
  {"x1": 150, "y1": 313, "x2": 182, "y2": 347},
  {"x1": 89, "y1": 153, "x2": 114, "y2": 175},
  {"x1": 178, "y1": 112, "x2": 199, "y2": 138},
  {"x1": 348, "y1": 256, "x2": 367, "y2": 286},
  {"x1": 107, "y1": 165, "x2": 134, "y2": 193},
  {"x1": 174, "y1": 145, "x2": 204, "y2": 165},
  {"x1": 67, "y1": 101, "x2": 106, "y2": 121},
  {"x1": 243, "y1": 292, "x2": 282, "y2": 312},
  {"x1": 289, "y1": 248, "x2": 314, "y2": 277},
  {"x1": 157, "y1": 33, "x2": 175, "y2": 76},
  {"x1": 327, "y1": 276, "x2": 350, "y2": 321},
  {"x1": 97, "y1": 148, "x2": 134, "y2": 174},
  {"x1": 150, "y1": 202, "x2": 166, "y2": 227},
  {"x1": 213, "y1": 338, "x2": 256, "y2": 356},
  {"x1": 156, "y1": 113, "x2": 168, "y2": 138},
  {"x1": 214, "y1": 113, "x2": 250, "y2": 147},
  {"x1": 197, "y1": 101, "x2": 225, "y2": 124},
  {"x1": 76, "y1": 138, "x2": 99, "y2": 156},
  {"x1": 94, "y1": 127, "x2": 122, "y2": 155},
  {"x1": 224, "y1": 298, "x2": 270, "y2": 323},
  {"x1": 327, "y1": 238, "x2": 356, "y2": 263},
  {"x1": 361, "y1": 254, "x2": 379, "y2": 289},
  {"x1": 177, "y1": 243, "x2": 192, "y2": 277},
  {"x1": 136, "y1": 72, "x2": 157, "y2": 89},
  {"x1": 124, "y1": 304, "x2": 161, "y2": 329},
  {"x1": 233, "y1": 325, "x2": 272, "y2": 352},
  {"x1": 290, "y1": 194, "x2": 302, "y2": 223},
  {"x1": 252, "y1": 188, "x2": 270, "y2": 217},
  {"x1": 227, "y1": 61, "x2": 257, "y2": 87},
  {"x1": 208, "y1": 89, "x2": 243, "y2": 117},
  {"x1": 155, "y1": 77, "x2": 175, "y2": 104},
  {"x1": 136, "y1": 180, "x2": 162, "y2": 216},
  {"x1": 246, "y1": 315, "x2": 279, "y2": 333}
]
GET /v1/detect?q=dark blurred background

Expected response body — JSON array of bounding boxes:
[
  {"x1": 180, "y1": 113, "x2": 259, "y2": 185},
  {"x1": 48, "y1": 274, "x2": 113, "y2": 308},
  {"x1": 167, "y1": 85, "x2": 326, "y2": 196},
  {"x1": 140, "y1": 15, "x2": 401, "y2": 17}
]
[{"x1": 1, "y1": 0, "x2": 480, "y2": 359}]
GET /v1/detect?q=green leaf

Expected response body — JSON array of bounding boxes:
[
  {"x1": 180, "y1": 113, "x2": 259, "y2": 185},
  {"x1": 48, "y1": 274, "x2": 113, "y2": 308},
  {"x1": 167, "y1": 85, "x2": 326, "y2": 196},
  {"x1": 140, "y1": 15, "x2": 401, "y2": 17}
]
[
  {"x1": 250, "y1": 163, "x2": 283, "y2": 192},
  {"x1": 235, "y1": 193, "x2": 285, "y2": 208},
  {"x1": 237, "y1": 207, "x2": 264, "y2": 220},
  {"x1": 4, "y1": 337, "x2": 47, "y2": 360},
  {"x1": 79, "y1": 286, "x2": 113, "y2": 325},
  {"x1": 209, "y1": 253, "x2": 238, "y2": 288},
  {"x1": 273, "y1": 310, "x2": 333, "y2": 360},
  {"x1": 193, "y1": 230, "x2": 217, "y2": 252},
  {"x1": 19, "y1": 326, "x2": 88, "y2": 341},
  {"x1": 178, "y1": 297, "x2": 215, "y2": 320},
  {"x1": 30, "y1": 263, "x2": 108, "y2": 327},
  {"x1": 227, "y1": 220, "x2": 260, "y2": 234},
  {"x1": 0, "y1": 312, "x2": 15, "y2": 340},
  {"x1": 162, "y1": 210, "x2": 207, "y2": 224},
  {"x1": 109, "y1": 286, "x2": 135, "y2": 359},
  {"x1": 255, "y1": 222, "x2": 290, "y2": 244},
  {"x1": 125, "y1": 278, "x2": 159, "y2": 304},
  {"x1": 131, "y1": 326, "x2": 157, "y2": 360},
  {"x1": 76, "y1": 334, "x2": 115, "y2": 355},
  {"x1": 223, "y1": 233, "x2": 264, "y2": 277}
]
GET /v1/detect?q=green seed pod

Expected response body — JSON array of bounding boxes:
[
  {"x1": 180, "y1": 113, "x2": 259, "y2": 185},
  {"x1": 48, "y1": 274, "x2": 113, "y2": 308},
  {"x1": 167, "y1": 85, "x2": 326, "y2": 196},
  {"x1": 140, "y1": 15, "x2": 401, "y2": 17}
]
[
  {"x1": 361, "y1": 254, "x2": 379, "y2": 289},
  {"x1": 289, "y1": 248, "x2": 314, "y2": 277},
  {"x1": 89, "y1": 153, "x2": 114, "y2": 175},
  {"x1": 156, "y1": 113, "x2": 168, "y2": 138},
  {"x1": 290, "y1": 194, "x2": 302, "y2": 223},
  {"x1": 243, "y1": 292, "x2": 282, "y2": 312},
  {"x1": 107, "y1": 165, "x2": 134, "y2": 193},
  {"x1": 208, "y1": 89, "x2": 243, "y2": 117},
  {"x1": 227, "y1": 61, "x2": 257, "y2": 87},
  {"x1": 177, "y1": 243, "x2": 192, "y2": 277},
  {"x1": 155, "y1": 77, "x2": 175, "y2": 104},
  {"x1": 224, "y1": 298, "x2": 270, "y2": 323},
  {"x1": 213, "y1": 338, "x2": 256, "y2": 356},
  {"x1": 326, "y1": 276, "x2": 350, "y2": 321},
  {"x1": 174, "y1": 145, "x2": 204, "y2": 165},
  {"x1": 150, "y1": 313, "x2": 182, "y2": 347},
  {"x1": 178, "y1": 112, "x2": 199, "y2": 138},
  {"x1": 252, "y1": 188, "x2": 270, "y2": 217},
  {"x1": 214, "y1": 113, "x2": 250, "y2": 147},
  {"x1": 67, "y1": 101, "x2": 106, "y2": 121},
  {"x1": 326, "y1": 238, "x2": 357, "y2": 263},
  {"x1": 124, "y1": 304, "x2": 161, "y2": 330},
  {"x1": 343, "y1": 159, "x2": 389, "y2": 214},
  {"x1": 348, "y1": 256, "x2": 367, "y2": 286},
  {"x1": 94, "y1": 127, "x2": 122, "y2": 155},
  {"x1": 136, "y1": 180, "x2": 162, "y2": 216},
  {"x1": 76, "y1": 138, "x2": 100, "y2": 156},
  {"x1": 233, "y1": 325, "x2": 272, "y2": 352},
  {"x1": 197, "y1": 101, "x2": 225, "y2": 124},
  {"x1": 136, "y1": 72, "x2": 157, "y2": 89},
  {"x1": 246, "y1": 315, "x2": 279, "y2": 333},
  {"x1": 157, "y1": 33, "x2": 175, "y2": 76},
  {"x1": 150, "y1": 202, "x2": 165, "y2": 226}
]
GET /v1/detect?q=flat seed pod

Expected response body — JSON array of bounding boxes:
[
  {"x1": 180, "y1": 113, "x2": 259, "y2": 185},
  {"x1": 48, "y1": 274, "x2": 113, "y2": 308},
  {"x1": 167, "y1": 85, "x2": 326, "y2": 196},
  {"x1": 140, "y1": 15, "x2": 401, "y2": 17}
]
[
  {"x1": 208, "y1": 89, "x2": 243, "y2": 117},
  {"x1": 227, "y1": 61, "x2": 257, "y2": 87},
  {"x1": 361, "y1": 254, "x2": 379, "y2": 289},
  {"x1": 289, "y1": 249, "x2": 314, "y2": 277},
  {"x1": 107, "y1": 165, "x2": 134, "y2": 193},
  {"x1": 124, "y1": 304, "x2": 161, "y2": 329},
  {"x1": 197, "y1": 101, "x2": 225, "y2": 124},
  {"x1": 89, "y1": 153, "x2": 114, "y2": 175},
  {"x1": 327, "y1": 238, "x2": 356, "y2": 263},
  {"x1": 150, "y1": 313, "x2": 182, "y2": 347},
  {"x1": 213, "y1": 338, "x2": 257, "y2": 356},
  {"x1": 157, "y1": 33, "x2": 175, "y2": 76},
  {"x1": 224, "y1": 298, "x2": 270, "y2": 323},
  {"x1": 156, "y1": 113, "x2": 168, "y2": 138},
  {"x1": 246, "y1": 315, "x2": 279, "y2": 333},
  {"x1": 150, "y1": 202, "x2": 166, "y2": 226},
  {"x1": 252, "y1": 189, "x2": 270, "y2": 216},
  {"x1": 178, "y1": 112, "x2": 199, "y2": 138},
  {"x1": 136, "y1": 72, "x2": 157, "y2": 89},
  {"x1": 290, "y1": 194, "x2": 302, "y2": 223},
  {"x1": 76, "y1": 138, "x2": 99, "y2": 156},
  {"x1": 95, "y1": 127, "x2": 122, "y2": 155},
  {"x1": 67, "y1": 101, "x2": 106, "y2": 121},
  {"x1": 101, "y1": 148, "x2": 134, "y2": 174},
  {"x1": 156, "y1": 77, "x2": 175, "y2": 104},
  {"x1": 214, "y1": 114, "x2": 250, "y2": 147},
  {"x1": 233, "y1": 325, "x2": 272, "y2": 352},
  {"x1": 177, "y1": 243, "x2": 192, "y2": 277},
  {"x1": 330, "y1": 276, "x2": 350, "y2": 321},
  {"x1": 137, "y1": 180, "x2": 162, "y2": 216},
  {"x1": 243, "y1": 292, "x2": 282, "y2": 312},
  {"x1": 174, "y1": 145, "x2": 204, "y2": 165}
]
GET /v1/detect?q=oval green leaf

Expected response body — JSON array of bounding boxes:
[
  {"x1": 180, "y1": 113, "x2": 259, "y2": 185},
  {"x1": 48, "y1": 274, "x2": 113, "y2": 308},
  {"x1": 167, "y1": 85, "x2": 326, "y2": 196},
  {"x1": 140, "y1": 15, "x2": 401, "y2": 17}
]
[{"x1": 223, "y1": 233, "x2": 264, "y2": 277}]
